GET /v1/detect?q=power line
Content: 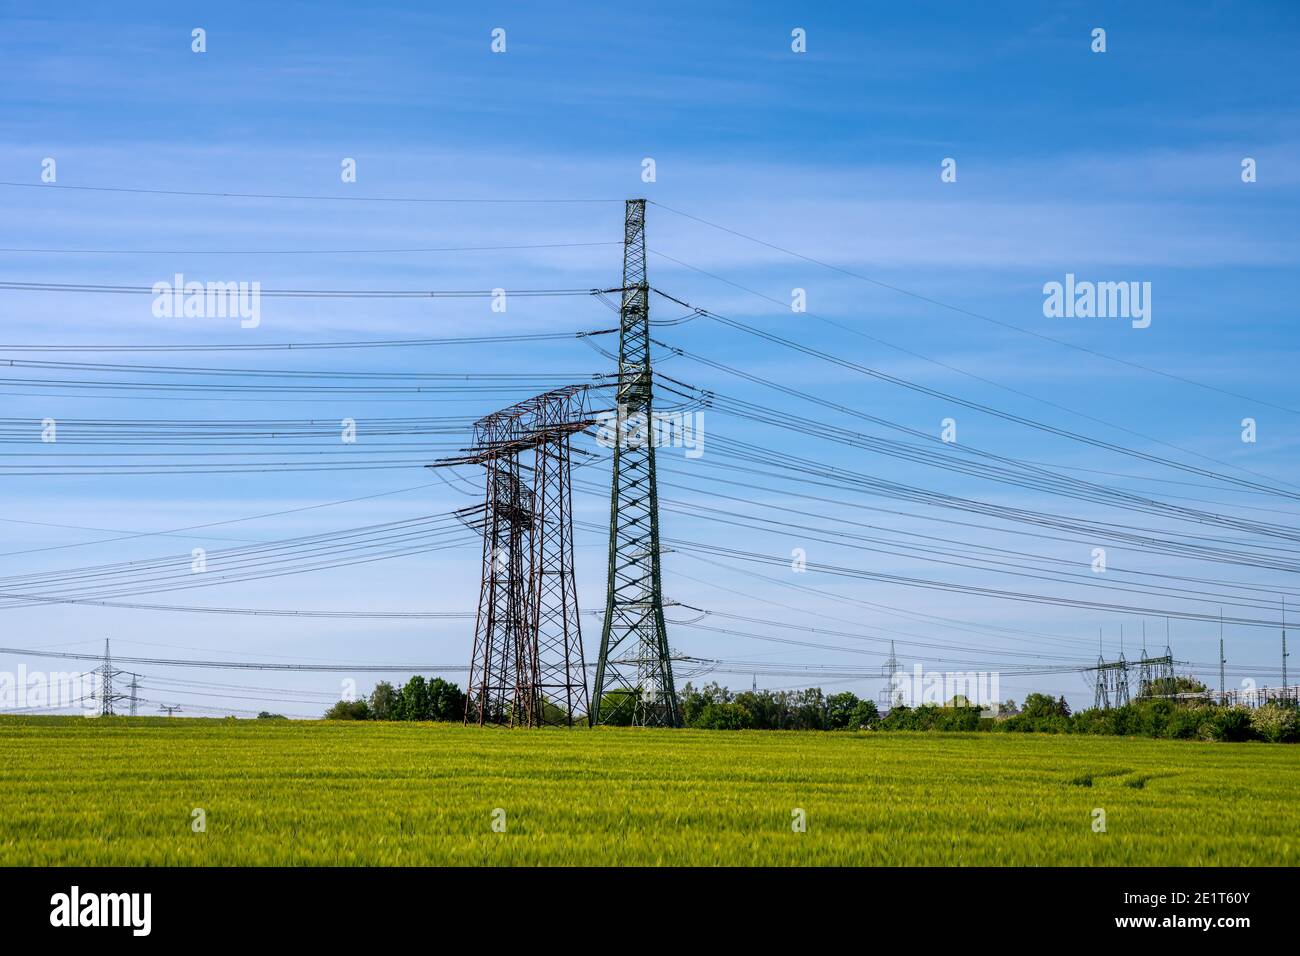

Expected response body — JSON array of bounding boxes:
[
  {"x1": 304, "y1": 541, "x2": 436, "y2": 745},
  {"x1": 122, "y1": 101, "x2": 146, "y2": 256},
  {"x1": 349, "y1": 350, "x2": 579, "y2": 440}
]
[
  {"x1": 646, "y1": 258, "x2": 1300, "y2": 499},
  {"x1": 0, "y1": 644, "x2": 469, "y2": 672},
  {"x1": 0, "y1": 280, "x2": 604, "y2": 299},
  {"x1": 657, "y1": 292, "x2": 1300, "y2": 502},
  {"x1": 0, "y1": 330, "x2": 591, "y2": 353},
  {"x1": 647, "y1": 200, "x2": 1300, "y2": 417},
  {"x1": 0, "y1": 181, "x2": 621, "y2": 204},
  {"x1": 0, "y1": 240, "x2": 619, "y2": 255}
]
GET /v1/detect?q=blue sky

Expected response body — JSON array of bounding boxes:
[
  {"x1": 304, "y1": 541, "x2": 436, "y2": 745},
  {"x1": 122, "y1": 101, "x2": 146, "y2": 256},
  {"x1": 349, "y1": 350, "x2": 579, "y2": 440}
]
[{"x1": 0, "y1": 0, "x2": 1297, "y2": 715}]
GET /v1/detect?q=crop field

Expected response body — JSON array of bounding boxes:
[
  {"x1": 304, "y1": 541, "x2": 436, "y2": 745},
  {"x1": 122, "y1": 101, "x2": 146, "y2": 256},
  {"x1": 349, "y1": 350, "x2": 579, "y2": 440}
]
[{"x1": 0, "y1": 716, "x2": 1293, "y2": 866}]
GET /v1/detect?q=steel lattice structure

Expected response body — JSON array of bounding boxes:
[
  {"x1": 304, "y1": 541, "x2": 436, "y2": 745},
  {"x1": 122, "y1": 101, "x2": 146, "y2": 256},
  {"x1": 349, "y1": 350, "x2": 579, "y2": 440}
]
[
  {"x1": 528, "y1": 388, "x2": 591, "y2": 725},
  {"x1": 1135, "y1": 649, "x2": 1175, "y2": 698},
  {"x1": 472, "y1": 423, "x2": 534, "y2": 726},
  {"x1": 590, "y1": 199, "x2": 681, "y2": 727},
  {"x1": 93, "y1": 638, "x2": 132, "y2": 716},
  {"x1": 1090, "y1": 654, "x2": 1132, "y2": 709},
  {"x1": 879, "y1": 640, "x2": 902, "y2": 711},
  {"x1": 434, "y1": 387, "x2": 593, "y2": 726}
]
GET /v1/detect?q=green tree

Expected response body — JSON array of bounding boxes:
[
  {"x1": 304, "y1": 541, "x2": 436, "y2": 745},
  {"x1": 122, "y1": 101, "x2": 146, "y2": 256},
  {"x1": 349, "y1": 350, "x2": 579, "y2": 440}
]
[
  {"x1": 595, "y1": 689, "x2": 638, "y2": 726},
  {"x1": 848, "y1": 698, "x2": 879, "y2": 728},
  {"x1": 1021, "y1": 692, "x2": 1068, "y2": 719},
  {"x1": 733, "y1": 690, "x2": 781, "y2": 729},
  {"x1": 679, "y1": 682, "x2": 730, "y2": 726},
  {"x1": 690, "y1": 702, "x2": 752, "y2": 730},
  {"x1": 1146, "y1": 674, "x2": 1208, "y2": 697},
  {"x1": 426, "y1": 677, "x2": 466, "y2": 722},
  {"x1": 791, "y1": 688, "x2": 827, "y2": 730},
  {"x1": 826, "y1": 691, "x2": 861, "y2": 729},
  {"x1": 323, "y1": 699, "x2": 371, "y2": 720},
  {"x1": 400, "y1": 675, "x2": 430, "y2": 721},
  {"x1": 369, "y1": 681, "x2": 398, "y2": 721}
]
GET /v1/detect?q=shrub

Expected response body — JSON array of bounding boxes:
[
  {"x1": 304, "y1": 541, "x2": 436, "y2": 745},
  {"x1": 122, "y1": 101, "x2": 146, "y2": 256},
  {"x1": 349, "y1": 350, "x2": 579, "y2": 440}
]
[
  {"x1": 323, "y1": 699, "x2": 371, "y2": 720},
  {"x1": 1070, "y1": 708, "x2": 1117, "y2": 736},
  {"x1": 1201, "y1": 707, "x2": 1256, "y2": 742},
  {"x1": 879, "y1": 704, "x2": 982, "y2": 732},
  {"x1": 1000, "y1": 712, "x2": 1070, "y2": 734},
  {"x1": 1250, "y1": 704, "x2": 1300, "y2": 743},
  {"x1": 935, "y1": 706, "x2": 984, "y2": 731},
  {"x1": 1163, "y1": 705, "x2": 1208, "y2": 740},
  {"x1": 690, "y1": 702, "x2": 753, "y2": 731},
  {"x1": 1021, "y1": 693, "x2": 1070, "y2": 719}
]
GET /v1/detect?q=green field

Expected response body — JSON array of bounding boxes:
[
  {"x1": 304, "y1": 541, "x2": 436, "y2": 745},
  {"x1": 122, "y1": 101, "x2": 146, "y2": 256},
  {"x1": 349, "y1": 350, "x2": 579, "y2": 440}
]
[{"x1": 0, "y1": 717, "x2": 1293, "y2": 865}]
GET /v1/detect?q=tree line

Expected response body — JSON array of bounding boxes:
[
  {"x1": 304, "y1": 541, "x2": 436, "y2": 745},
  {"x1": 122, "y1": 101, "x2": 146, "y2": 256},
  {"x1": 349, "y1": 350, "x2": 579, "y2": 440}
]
[
  {"x1": 324, "y1": 678, "x2": 1298, "y2": 742},
  {"x1": 677, "y1": 682, "x2": 879, "y2": 730},
  {"x1": 323, "y1": 676, "x2": 465, "y2": 722},
  {"x1": 681, "y1": 685, "x2": 1299, "y2": 743}
]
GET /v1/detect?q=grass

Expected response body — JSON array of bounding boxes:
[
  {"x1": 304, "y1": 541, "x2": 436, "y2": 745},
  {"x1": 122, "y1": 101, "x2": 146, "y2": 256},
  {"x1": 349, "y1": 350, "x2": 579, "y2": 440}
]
[{"x1": 0, "y1": 716, "x2": 1293, "y2": 865}]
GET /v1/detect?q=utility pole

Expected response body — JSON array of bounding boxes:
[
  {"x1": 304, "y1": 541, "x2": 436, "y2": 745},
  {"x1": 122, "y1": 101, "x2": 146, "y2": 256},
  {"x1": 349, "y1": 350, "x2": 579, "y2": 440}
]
[
  {"x1": 1282, "y1": 595, "x2": 1289, "y2": 696},
  {"x1": 591, "y1": 199, "x2": 680, "y2": 727},
  {"x1": 1219, "y1": 608, "x2": 1226, "y2": 705}
]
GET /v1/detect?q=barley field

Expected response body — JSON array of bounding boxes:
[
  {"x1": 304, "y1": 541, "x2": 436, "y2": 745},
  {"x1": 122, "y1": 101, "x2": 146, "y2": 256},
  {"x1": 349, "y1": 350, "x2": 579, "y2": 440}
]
[{"x1": 0, "y1": 717, "x2": 1292, "y2": 865}]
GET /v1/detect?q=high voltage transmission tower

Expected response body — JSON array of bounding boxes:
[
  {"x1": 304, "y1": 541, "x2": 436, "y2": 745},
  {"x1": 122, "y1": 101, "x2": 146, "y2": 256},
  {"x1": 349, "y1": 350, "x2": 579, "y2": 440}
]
[
  {"x1": 434, "y1": 386, "x2": 594, "y2": 726},
  {"x1": 879, "y1": 640, "x2": 902, "y2": 711},
  {"x1": 93, "y1": 638, "x2": 131, "y2": 716},
  {"x1": 528, "y1": 388, "x2": 593, "y2": 724},
  {"x1": 590, "y1": 199, "x2": 681, "y2": 727}
]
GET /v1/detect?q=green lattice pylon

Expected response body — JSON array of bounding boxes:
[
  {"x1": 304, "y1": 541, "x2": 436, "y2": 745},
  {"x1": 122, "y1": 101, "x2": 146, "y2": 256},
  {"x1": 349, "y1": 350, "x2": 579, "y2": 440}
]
[{"x1": 590, "y1": 199, "x2": 680, "y2": 727}]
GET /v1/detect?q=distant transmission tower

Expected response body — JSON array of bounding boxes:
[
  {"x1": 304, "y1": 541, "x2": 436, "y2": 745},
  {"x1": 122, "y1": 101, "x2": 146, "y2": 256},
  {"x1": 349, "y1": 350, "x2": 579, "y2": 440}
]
[
  {"x1": 590, "y1": 198, "x2": 680, "y2": 727},
  {"x1": 879, "y1": 640, "x2": 902, "y2": 710},
  {"x1": 127, "y1": 673, "x2": 140, "y2": 717},
  {"x1": 1113, "y1": 650, "x2": 1130, "y2": 707},
  {"x1": 94, "y1": 638, "x2": 129, "y2": 716},
  {"x1": 100, "y1": 639, "x2": 114, "y2": 716},
  {"x1": 1094, "y1": 629, "x2": 1109, "y2": 709}
]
